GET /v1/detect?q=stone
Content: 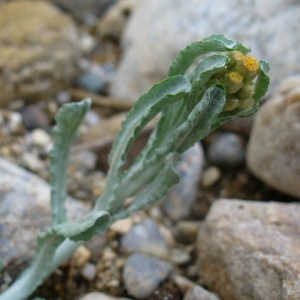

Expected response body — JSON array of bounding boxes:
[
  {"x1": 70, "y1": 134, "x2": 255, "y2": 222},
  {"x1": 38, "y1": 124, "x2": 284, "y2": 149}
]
[
  {"x1": 121, "y1": 219, "x2": 169, "y2": 259},
  {"x1": 247, "y1": 76, "x2": 300, "y2": 199},
  {"x1": 97, "y1": 0, "x2": 140, "y2": 39},
  {"x1": 197, "y1": 199, "x2": 300, "y2": 300},
  {"x1": 174, "y1": 221, "x2": 202, "y2": 245},
  {"x1": 80, "y1": 292, "x2": 132, "y2": 300},
  {"x1": 50, "y1": 0, "x2": 116, "y2": 24},
  {"x1": 0, "y1": 1, "x2": 81, "y2": 106},
  {"x1": 20, "y1": 104, "x2": 51, "y2": 131},
  {"x1": 162, "y1": 143, "x2": 204, "y2": 221},
  {"x1": 81, "y1": 263, "x2": 97, "y2": 281},
  {"x1": 0, "y1": 158, "x2": 89, "y2": 268},
  {"x1": 123, "y1": 253, "x2": 172, "y2": 299},
  {"x1": 71, "y1": 245, "x2": 92, "y2": 268},
  {"x1": 184, "y1": 285, "x2": 220, "y2": 300},
  {"x1": 170, "y1": 248, "x2": 191, "y2": 265},
  {"x1": 31, "y1": 129, "x2": 52, "y2": 147},
  {"x1": 110, "y1": 0, "x2": 300, "y2": 102},
  {"x1": 208, "y1": 133, "x2": 246, "y2": 168},
  {"x1": 201, "y1": 166, "x2": 221, "y2": 188}
]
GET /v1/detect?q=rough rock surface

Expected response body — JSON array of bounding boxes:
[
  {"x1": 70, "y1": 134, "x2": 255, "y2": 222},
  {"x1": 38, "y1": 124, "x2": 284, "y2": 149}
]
[
  {"x1": 247, "y1": 76, "x2": 300, "y2": 199},
  {"x1": 0, "y1": 0, "x2": 81, "y2": 106},
  {"x1": 0, "y1": 158, "x2": 89, "y2": 268},
  {"x1": 197, "y1": 199, "x2": 300, "y2": 300},
  {"x1": 110, "y1": 0, "x2": 300, "y2": 101}
]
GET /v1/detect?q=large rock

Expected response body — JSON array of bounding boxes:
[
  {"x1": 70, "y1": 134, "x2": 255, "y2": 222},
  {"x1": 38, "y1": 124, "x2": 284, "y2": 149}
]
[
  {"x1": 110, "y1": 0, "x2": 300, "y2": 101},
  {"x1": 0, "y1": 1, "x2": 81, "y2": 107},
  {"x1": 0, "y1": 158, "x2": 89, "y2": 268},
  {"x1": 197, "y1": 199, "x2": 300, "y2": 300},
  {"x1": 247, "y1": 76, "x2": 300, "y2": 199}
]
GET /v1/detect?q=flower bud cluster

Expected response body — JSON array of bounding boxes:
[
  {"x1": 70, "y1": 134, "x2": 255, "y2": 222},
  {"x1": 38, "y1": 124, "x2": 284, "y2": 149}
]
[{"x1": 212, "y1": 51, "x2": 260, "y2": 111}]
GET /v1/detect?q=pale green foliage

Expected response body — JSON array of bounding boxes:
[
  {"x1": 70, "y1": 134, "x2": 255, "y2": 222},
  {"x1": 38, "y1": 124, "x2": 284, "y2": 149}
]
[{"x1": 0, "y1": 35, "x2": 270, "y2": 300}]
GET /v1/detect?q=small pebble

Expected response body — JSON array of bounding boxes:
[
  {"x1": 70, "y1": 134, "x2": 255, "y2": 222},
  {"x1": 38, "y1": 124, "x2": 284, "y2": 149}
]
[
  {"x1": 121, "y1": 219, "x2": 169, "y2": 258},
  {"x1": 174, "y1": 221, "x2": 202, "y2": 245},
  {"x1": 208, "y1": 133, "x2": 245, "y2": 168},
  {"x1": 85, "y1": 110, "x2": 102, "y2": 127},
  {"x1": 81, "y1": 263, "x2": 97, "y2": 281},
  {"x1": 56, "y1": 91, "x2": 71, "y2": 104},
  {"x1": 170, "y1": 248, "x2": 191, "y2": 265},
  {"x1": 31, "y1": 129, "x2": 52, "y2": 147},
  {"x1": 201, "y1": 166, "x2": 221, "y2": 188},
  {"x1": 110, "y1": 218, "x2": 133, "y2": 234},
  {"x1": 8, "y1": 112, "x2": 22, "y2": 134},
  {"x1": 123, "y1": 253, "x2": 172, "y2": 299},
  {"x1": 72, "y1": 245, "x2": 92, "y2": 268},
  {"x1": 183, "y1": 285, "x2": 220, "y2": 300},
  {"x1": 80, "y1": 292, "x2": 132, "y2": 300},
  {"x1": 22, "y1": 153, "x2": 44, "y2": 173}
]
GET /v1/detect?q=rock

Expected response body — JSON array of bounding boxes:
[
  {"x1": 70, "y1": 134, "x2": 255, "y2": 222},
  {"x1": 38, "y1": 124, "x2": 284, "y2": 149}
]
[
  {"x1": 110, "y1": 217, "x2": 133, "y2": 234},
  {"x1": 123, "y1": 253, "x2": 172, "y2": 299},
  {"x1": 208, "y1": 133, "x2": 245, "y2": 168},
  {"x1": 31, "y1": 129, "x2": 52, "y2": 147},
  {"x1": 197, "y1": 199, "x2": 300, "y2": 300},
  {"x1": 20, "y1": 104, "x2": 51, "y2": 131},
  {"x1": 121, "y1": 219, "x2": 169, "y2": 258},
  {"x1": 174, "y1": 221, "x2": 202, "y2": 245},
  {"x1": 201, "y1": 166, "x2": 221, "y2": 188},
  {"x1": 97, "y1": 0, "x2": 140, "y2": 39},
  {"x1": 80, "y1": 292, "x2": 132, "y2": 300},
  {"x1": 110, "y1": 0, "x2": 300, "y2": 102},
  {"x1": 7, "y1": 112, "x2": 22, "y2": 134},
  {"x1": 71, "y1": 245, "x2": 92, "y2": 268},
  {"x1": 247, "y1": 76, "x2": 300, "y2": 199},
  {"x1": 50, "y1": 0, "x2": 116, "y2": 24},
  {"x1": 0, "y1": 1, "x2": 81, "y2": 106},
  {"x1": 0, "y1": 158, "x2": 89, "y2": 268},
  {"x1": 81, "y1": 263, "x2": 97, "y2": 281},
  {"x1": 77, "y1": 70, "x2": 106, "y2": 94},
  {"x1": 184, "y1": 285, "x2": 220, "y2": 300},
  {"x1": 170, "y1": 248, "x2": 191, "y2": 265},
  {"x1": 162, "y1": 143, "x2": 204, "y2": 221}
]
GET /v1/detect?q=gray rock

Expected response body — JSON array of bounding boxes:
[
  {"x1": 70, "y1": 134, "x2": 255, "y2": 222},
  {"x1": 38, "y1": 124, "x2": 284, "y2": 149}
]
[
  {"x1": 208, "y1": 133, "x2": 245, "y2": 168},
  {"x1": 110, "y1": 0, "x2": 300, "y2": 102},
  {"x1": 77, "y1": 70, "x2": 106, "y2": 94},
  {"x1": 162, "y1": 143, "x2": 204, "y2": 221},
  {"x1": 0, "y1": 158, "x2": 89, "y2": 268},
  {"x1": 80, "y1": 292, "x2": 132, "y2": 300},
  {"x1": 50, "y1": 0, "x2": 116, "y2": 23},
  {"x1": 197, "y1": 199, "x2": 300, "y2": 300},
  {"x1": 247, "y1": 76, "x2": 300, "y2": 199},
  {"x1": 184, "y1": 285, "x2": 220, "y2": 300},
  {"x1": 121, "y1": 219, "x2": 169, "y2": 258},
  {"x1": 0, "y1": 1, "x2": 81, "y2": 106},
  {"x1": 123, "y1": 253, "x2": 172, "y2": 299}
]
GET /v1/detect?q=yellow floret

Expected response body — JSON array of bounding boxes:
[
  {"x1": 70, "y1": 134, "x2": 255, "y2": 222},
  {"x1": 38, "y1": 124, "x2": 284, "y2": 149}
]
[
  {"x1": 228, "y1": 72, "x2": 243, "y2": 84},
  {"x1": 242, "y1": 55, "x2": 259, "y2": 72}
]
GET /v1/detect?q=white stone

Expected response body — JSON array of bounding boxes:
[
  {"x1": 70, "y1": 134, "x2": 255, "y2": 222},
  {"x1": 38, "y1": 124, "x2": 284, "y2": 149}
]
[
  {"x1": 247, "y1": 76, "x2": 300, "y2": 199},
  {"x1": 110, "y1": 0, "x2": 300, "y2": 101},
  {"x1": 198, "y1": 199, "x2": 300, "y2": 300}
]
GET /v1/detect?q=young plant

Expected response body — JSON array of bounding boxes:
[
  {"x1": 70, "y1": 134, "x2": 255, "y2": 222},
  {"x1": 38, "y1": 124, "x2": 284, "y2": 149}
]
[{"x1": 0, "y1": 34, "x2": 269, "y2": 300}]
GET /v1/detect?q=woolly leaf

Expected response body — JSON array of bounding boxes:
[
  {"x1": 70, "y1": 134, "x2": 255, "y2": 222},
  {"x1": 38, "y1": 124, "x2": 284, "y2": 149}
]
[
  {"x1": 50, "y1": 99, "x2": 91, "y2": 225},
  {"x1": 253, "y1": 60, "x2": 270, "y2": 102}
]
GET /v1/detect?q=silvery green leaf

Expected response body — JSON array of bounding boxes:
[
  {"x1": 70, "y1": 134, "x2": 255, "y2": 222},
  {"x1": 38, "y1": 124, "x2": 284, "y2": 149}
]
[
  {"x1": 112, "y1": 152, "x2": 181, "y2": 221},
  {"x1": 96, "y1": 75, "x2": 191, "y2": 212},
  {"x1": 253, "y1": 60, "x2": 270, "y2": 102},
  {"x1": 168, "y1": 34, "x2": 249, "y2": 77},
  {"x1": 50, "y1": 99, "x2": 91, "y2": 225},
  {"x1": 162, "y1": 85, "x2": 226, "y2": 154},
  {"x1": 53, "y1": 210, "x2": 111, "y2": 242}
]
